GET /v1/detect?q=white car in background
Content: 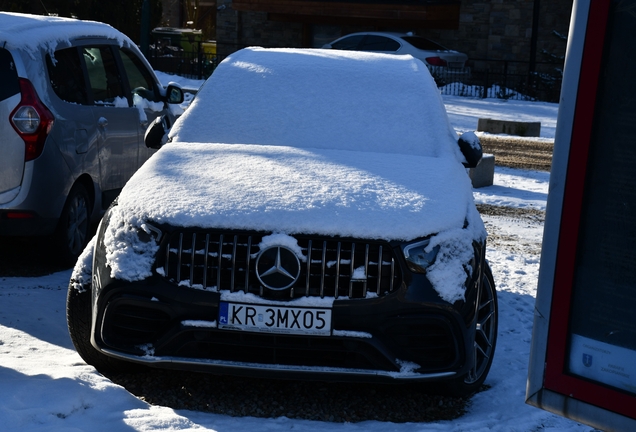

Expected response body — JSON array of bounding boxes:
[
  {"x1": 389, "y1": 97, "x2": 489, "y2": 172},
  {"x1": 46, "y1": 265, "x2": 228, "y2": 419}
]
[{"x1": 323, "y1": 32, "x2": 469, "y2": 74}]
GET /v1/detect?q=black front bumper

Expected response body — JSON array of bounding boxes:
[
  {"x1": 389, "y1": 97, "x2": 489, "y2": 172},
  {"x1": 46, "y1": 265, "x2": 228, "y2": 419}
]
[{"x1": 92, "y1": 273, "x2": 478, "y2": 382}]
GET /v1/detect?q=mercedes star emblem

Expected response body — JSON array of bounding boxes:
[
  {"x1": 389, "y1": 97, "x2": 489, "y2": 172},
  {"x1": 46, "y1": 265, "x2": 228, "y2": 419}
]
[{"x1": 255, "y1": 246, "x2": 301, "y2": 290}]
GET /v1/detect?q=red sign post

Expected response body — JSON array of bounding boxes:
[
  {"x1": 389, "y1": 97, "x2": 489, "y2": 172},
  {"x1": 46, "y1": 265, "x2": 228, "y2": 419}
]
[{"x1": 526, "y1": 0, "x2": 636, "y2": 430}]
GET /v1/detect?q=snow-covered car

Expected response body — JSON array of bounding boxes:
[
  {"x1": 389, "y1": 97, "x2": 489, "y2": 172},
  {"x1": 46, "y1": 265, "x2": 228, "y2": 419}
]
[
  {"x1": 323, "y1": 32, "x2": 469, "y2": 75},
  {"x1": 0, "y1": 12, "x2": 183, "y2": 263},
  {"x1": 67, "y1": 47, "x2": 497, "y2": 396}
]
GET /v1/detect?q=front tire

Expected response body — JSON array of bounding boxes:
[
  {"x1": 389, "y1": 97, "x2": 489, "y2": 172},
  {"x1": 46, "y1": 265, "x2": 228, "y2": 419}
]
[{"x1": 439, "y1": 263, "x2": 498, "y2": 397}]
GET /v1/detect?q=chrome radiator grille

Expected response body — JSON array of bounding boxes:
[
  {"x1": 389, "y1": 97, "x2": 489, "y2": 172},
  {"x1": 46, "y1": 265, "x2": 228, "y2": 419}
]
[{"x1": 160, "y1": 231, "x2": 401, "y2": 299}]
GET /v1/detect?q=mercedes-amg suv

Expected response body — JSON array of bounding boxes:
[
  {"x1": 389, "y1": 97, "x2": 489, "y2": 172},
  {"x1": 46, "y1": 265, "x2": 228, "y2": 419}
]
[{"x1": 67, "y1": 47, "x2": 497, "y2": 396}]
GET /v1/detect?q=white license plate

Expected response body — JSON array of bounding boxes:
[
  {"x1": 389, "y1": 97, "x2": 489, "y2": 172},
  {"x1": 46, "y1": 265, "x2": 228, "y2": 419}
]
[{"x1": 218, "y1": 302, "x2": 332, "y2": 336}]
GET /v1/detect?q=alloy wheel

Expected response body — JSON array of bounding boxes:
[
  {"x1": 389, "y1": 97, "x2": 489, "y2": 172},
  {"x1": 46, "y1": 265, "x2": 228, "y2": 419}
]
[
  {"x1": 65, "y1": 190, "x2": 89, "y2": 257},
  {"x1": 465, "y1": 272, "x2": 497, "y2": 384}
]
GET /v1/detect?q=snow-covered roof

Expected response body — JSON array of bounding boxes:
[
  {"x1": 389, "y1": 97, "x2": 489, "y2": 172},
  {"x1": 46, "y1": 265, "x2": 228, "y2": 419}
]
[
  {"x1": 0, "y1": 12, "x2": 128, "y2": 54},
  {"x1": 170, "y1": 47, "x2": 463, "y2": 160}
]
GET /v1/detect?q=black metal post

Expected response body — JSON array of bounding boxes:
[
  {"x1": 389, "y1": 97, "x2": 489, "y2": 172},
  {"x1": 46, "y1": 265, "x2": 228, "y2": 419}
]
[
  {"x1": 529, "y1": 0, "x2": 541, "y2": 74},
  {"x1": 140, "y1": 0, "x2": 150, "y2": 57},
  {"x1": 198, "y1": 41, "x2": 203, "y2": 80}
]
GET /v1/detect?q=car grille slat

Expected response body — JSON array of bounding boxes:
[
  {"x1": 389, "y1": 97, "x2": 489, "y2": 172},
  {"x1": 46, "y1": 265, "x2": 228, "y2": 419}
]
[
  {"x1": 390, "y1": 258, "x2": 395, "y2": 292},
  {"x1": 161, "y1": 231, "x2": 401, "y2": 299},
  {"x1": 348, "y1": 242, "x2": 355, "y2": 297},
  {"x1": 216, "y1": 234, "x2": 223, "y2": 290},
  {"x1": 334, "y1": 241, "x2": 341, "y2": 299},
  {"x1": 230, "y1": 235, "x2": 237, "y2": 292},
  {"x1": 305, "y1": 239, "x2": 312, "y2": 296},
  {"x1": 363, "y1": 243, "x2": 369, "y2": 295},
  {"x1": 320, "y1": 240, "x2": 327, "y2": 298},
  {"x1": 376, "y1": 245, "x2": 382, "y2": 296},
  {"x1": 244, "y1": 236, "x2": 252, "y2": 292},
  {"x1": 189, "y1": 233, "x2": 196, "y2": 285},
  {"x1": 202, "y1": 233, "x2": 210, "y2": 289}
]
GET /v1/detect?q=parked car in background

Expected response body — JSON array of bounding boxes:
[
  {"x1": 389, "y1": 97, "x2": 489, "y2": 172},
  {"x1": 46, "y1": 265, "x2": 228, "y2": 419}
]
[
  {"x1": 0, "y1": 12, "x2": 183, "y2": 264},
  {"x1": 323, "y1": 32, "x2": 469, "y2": 75},
  {"x1": 68, "y1": 47, "x2": 497, "y2": 396}
]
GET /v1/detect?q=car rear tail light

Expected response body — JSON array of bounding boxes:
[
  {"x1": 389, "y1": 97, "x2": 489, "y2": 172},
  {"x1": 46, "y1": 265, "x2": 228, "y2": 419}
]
[
  {"x1": 425, "y1": 57, "x2": 448, "y2": 67},
  {"x1": 9, "y1": 78, "x2": 55, "y2": 162},
  {"x1": 4, "y1": 211, "x2": 36, "y2": 219}
]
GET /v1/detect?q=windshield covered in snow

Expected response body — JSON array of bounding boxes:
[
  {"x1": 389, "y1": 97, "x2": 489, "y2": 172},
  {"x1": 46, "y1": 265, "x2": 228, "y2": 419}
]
[{"x1": 169, "y1": 47, "x2": 462, "y2": 160}]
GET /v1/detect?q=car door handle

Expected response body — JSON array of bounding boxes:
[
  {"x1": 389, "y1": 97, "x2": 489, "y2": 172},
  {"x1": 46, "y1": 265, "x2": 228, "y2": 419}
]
[{"x1": 98, "y1": 117, "x2": 108, "y2": 127}]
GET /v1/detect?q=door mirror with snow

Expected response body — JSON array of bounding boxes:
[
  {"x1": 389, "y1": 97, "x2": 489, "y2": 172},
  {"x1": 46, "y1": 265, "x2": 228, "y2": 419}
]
[
  {"x1": 166, "y1": 84, "x2": 184, "y2": 104},
  {"x1": 144, "y1": 115, "x2": 170, "y2": 149},
  {"x1": 458, "y1": 132, "x2": 483, "y2": 168}
]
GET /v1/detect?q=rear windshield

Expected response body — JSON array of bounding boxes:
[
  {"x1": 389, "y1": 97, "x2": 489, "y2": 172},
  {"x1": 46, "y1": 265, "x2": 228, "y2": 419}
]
[
  {"x1": 0, "y1": 48, "x2": 19, "y2": 102},
  {"x1": 401, "y1": 36, "x2": 446, "y2": 51}
]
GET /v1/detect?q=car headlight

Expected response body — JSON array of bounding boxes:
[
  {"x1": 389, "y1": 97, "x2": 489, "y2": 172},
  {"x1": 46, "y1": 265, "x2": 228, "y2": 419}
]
[{"x1": 402, "y1": 238, "x2": 440, "y2": 274}]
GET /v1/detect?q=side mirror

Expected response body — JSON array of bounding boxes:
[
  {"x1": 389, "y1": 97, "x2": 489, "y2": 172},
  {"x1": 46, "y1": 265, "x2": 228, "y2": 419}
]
[
  {"x1": 144, "y1": 115, "x2": 171, "y2": 149},
  {"x1": 166, "y1": 84, "x2": 184, "y2": 104},
  {"x1": 322, "y1": 43, "x2": 333, "y2": 49},
  {"x1": 458, "y1": 132, "x2": 483, "y2": 168}
]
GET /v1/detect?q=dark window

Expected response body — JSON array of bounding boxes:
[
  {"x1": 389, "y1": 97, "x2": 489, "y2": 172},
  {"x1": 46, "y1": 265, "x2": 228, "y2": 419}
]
[
  {"x1": 359, "y1": 35, "x2": 400, "y2": 52},
  {"x1": 401, "y1": 36, "x2": 447, "y2": 51},
  {"x1": 82, "y1": 46, "x2": 126, "y2": 105},
  {"x1": 119, "y1": 48, "x2": 159, "y2": 102},
  {"x1": 0, "y1": 48, "x2": 20, "y2": 102},
  {"x1": 331, "y1": 35, "x2": 364, "y2": 50},
  {"x1": 46, "y1": 47, "x2": 89, "y2": 105}
]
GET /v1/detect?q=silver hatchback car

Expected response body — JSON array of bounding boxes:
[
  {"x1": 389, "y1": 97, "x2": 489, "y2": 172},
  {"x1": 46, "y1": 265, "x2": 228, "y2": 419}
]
[{"x1": 0, "y1": 13, "x2": 183, "y2": 263}]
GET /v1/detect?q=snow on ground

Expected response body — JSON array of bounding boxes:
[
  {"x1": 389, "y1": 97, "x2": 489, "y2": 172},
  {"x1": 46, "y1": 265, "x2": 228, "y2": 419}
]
[
  {"x1": 442, "y1": 95, "x2": 559, "y2": 139},
  {"x1": 473, "y1": 167, "x2": 549, "y2": 211},
  {"x1": 0, "y1": 94, "x2": 593, "y2": 431}
]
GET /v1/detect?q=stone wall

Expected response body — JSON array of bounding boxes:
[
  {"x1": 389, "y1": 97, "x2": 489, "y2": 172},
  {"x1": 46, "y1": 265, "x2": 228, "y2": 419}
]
[
  {"x1": 217, "y1": 0, "x2": 304, "y2": 57},
  {"x1": 215, "y1": 0, "x2": 572, "y2": 70},
  {"x1": 421, "y1": 0, "x2": 572, "y2": 73}
]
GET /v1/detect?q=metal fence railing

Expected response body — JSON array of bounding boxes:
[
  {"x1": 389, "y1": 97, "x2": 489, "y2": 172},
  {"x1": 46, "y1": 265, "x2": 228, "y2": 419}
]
[
  {"x1": 433, "y1": 59, "x2": 563, "y2": 102},
  {"x1": 148, "y1": 44, "x2": 219, "y2": 80},
  {"x1": 148, "y1": 44, "x2": 563, "y2": 103}
]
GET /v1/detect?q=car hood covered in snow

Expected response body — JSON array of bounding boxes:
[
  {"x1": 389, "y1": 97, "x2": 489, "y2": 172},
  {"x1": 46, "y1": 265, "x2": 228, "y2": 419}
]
[
  {"x1": 113, "y1": 142, "x2": 473, "y2": 239},
  {"x1": 102, "y1": 142, "x2": 486, "y2": 302}
]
